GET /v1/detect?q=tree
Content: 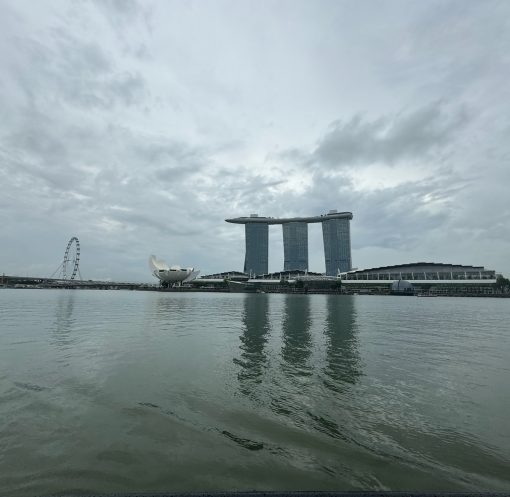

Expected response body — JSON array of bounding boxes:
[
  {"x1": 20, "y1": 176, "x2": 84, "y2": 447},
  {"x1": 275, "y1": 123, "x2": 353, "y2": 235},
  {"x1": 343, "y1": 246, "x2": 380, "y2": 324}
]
[{"x1": 496, "y1": 274, "x2": 510, "y2": 291}]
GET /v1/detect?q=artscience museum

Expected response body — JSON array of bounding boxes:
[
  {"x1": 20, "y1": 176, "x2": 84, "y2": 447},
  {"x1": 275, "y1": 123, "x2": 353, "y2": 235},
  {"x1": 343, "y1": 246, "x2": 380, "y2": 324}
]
[{"x1": 149, "y1": 255, "x2": 200, "y2": 285}]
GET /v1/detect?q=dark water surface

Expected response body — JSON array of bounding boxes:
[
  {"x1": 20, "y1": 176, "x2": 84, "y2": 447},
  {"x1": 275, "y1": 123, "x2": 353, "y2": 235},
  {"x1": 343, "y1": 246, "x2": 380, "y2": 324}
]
[{"x1": 1, "y1": 289, "x2": 509, "y2": 495}]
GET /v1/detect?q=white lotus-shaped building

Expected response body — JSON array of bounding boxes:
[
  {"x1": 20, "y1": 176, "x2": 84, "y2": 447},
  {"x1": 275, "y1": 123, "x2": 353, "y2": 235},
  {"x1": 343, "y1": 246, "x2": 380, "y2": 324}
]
[{"x1": 149, "y1": 255, "x2": 200, "y2": 284}]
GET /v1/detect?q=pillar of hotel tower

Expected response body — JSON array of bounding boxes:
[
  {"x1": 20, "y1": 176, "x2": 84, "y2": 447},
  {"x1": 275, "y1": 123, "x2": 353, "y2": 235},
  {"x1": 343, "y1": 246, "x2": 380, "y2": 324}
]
[
  {"x1": 322, "y1": 217, "x2": 352, "y2": 276},
  {"x1": 282, "y1": 222, "x2": 308, "y2": 271},
  {"x1": 244, "y1": 222, "x2": 269, "y2": 276}
]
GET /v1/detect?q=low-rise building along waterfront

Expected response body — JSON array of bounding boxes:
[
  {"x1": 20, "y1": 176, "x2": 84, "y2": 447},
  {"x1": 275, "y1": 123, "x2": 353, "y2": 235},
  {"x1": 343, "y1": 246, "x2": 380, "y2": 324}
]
[
  {"x1": 341, "y1": 262, "x2": 496, "y2": 282},
  {"x1": 340, "y1": 262, "x2": 498, "y2": 295}
]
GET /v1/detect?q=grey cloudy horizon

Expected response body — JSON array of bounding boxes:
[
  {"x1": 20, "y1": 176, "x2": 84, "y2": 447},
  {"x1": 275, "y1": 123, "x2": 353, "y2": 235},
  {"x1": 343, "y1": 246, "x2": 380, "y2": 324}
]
[{"x1": 1, "y1": 0, "x2": 509, "y2": 282}]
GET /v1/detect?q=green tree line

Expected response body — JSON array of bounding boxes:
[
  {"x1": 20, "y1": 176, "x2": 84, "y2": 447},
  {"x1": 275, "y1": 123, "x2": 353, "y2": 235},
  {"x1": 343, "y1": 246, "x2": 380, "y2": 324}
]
[{"x1": 496, "y1": 275, "x2": 510, "y2": 290}]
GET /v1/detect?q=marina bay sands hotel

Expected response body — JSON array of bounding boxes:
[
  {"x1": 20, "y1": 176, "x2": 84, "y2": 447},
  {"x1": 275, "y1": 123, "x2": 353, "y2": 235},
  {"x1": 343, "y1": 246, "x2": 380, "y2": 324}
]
[{"x1": 225, "y1": 210, "x2": 353, "y2": 277}]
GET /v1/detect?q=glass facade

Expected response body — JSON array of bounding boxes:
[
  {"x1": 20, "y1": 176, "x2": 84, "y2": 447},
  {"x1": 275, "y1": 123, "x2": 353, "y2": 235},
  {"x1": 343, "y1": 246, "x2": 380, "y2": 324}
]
[
  {"x1": 244, "y1": 223, "x2": 268, "y2": 276},
  {"x1": 282, "y1": 222, "x2": 308, "y2": 271},
  {"x1": 322, "y1": 218, "x2": 352, "y2": 276}
]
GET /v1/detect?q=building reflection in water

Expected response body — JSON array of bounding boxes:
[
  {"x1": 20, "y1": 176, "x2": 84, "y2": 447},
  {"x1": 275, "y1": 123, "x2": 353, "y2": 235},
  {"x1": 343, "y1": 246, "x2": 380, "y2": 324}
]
[
  {"x1": 323, "y1": 295, "x2": 362, "y2": 393},
  {"x1": 233, "y1": 294, "x2": 362, "y2": 414},
  {"x1": 51, "y1": 292, "x2": 76, "y2": 350},
  {"x1": 281, "y1": 295, "x2": 312, "y2": 377},
  {"x1": 153, "y1": 294, "x2": 193, "y2": 321},
  {"x1": 233, "y1": 294, "x2": 270, "y2": 397}
]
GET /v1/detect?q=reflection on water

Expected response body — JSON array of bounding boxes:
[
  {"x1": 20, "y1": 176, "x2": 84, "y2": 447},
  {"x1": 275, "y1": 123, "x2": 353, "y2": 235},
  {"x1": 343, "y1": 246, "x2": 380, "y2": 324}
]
[
  {"x1": 153, "y1": 294, "x2": 192, "y2": 325},
  {"x1": 233, "y1": 295, "x2": 362, "y2": 401},
  {"x1": 51, "y1": 292, "x2": 76, "y2": 349},
  {"x1": 2, "y1": 290, "x2": 510, "y2": 494},
  {"x1": 233, "y1": 295, "x2": 270, "y2": 397},
  {"x1": 281, "y1": 295, "x2": 312, "y2": 376},
  {"x1": 323, "y1": 295, "x2": 362, "y2": 392},
  {"x1": 233, "y1": 295, "x2": 363, "y2": 427}
]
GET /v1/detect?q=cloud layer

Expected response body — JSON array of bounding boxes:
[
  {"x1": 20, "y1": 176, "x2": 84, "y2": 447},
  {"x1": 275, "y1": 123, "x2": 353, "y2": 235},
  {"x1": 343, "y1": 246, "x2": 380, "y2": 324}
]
[{"x1": 1, "y1": 0, "x2": 509, "y2": 281}]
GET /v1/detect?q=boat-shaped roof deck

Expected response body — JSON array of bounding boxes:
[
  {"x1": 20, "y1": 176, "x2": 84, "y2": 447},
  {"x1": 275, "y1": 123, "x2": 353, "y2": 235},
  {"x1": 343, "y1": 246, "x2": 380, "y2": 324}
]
[{"x1": 225, "y1": 212, "x2": 353, "y2": 224}]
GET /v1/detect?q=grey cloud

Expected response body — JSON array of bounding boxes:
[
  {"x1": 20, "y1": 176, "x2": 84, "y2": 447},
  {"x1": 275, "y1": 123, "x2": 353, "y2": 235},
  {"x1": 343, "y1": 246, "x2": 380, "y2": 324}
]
[
  {"x1": 129, "y1": 139, "x2": 214, "y2": 185},
  {"x1": 53, "y1": 31, "x2": 112, "y2": 75},
  {"x1": 274, "y1": 147, "x2": 309, "y2": 165},
  {"x1": 60, "y1": 71, "x2": 145, "y2": 109},
  {"x1": 132, "y1": 43, "x2": 151, "y2": 60},
  {"x1": 134, "y1": 141, "x2": 207, "y2": 173},
  {"x1": 2, "y1": 124, "x2": 89, "y2": 193},
  {"x1": 352, "y1": 185, "x2": 449, "y2": 251},
  {"x1": 108, "y1": 72, "x2": 145, "y2": 106},
  {"x1": 106, "y1": 210, "x2": 202, "y2": 237},
  {"x1": 228, "y1": 178, "x2": 286, "y2": 195},
  {"x1": 90, "y1": 0, "x2": 154, "y2": 60},
  {"x1": 2, "y1": 107, "x2": 103, "y2": 195},
  {"x1": 92, "y1": 0, "x2": 152, "y2": 29},
  {"x1": 9, "y1": 28, "x2": 146, "y2": 110},
  {"x1": 384, "y1": 1, "x2": 510, "y2": 97},
  {"x1": 312, "y1": 102, "x2": 468, "y2": 168},
  {"x1": 155, "y1": 166, "x2": 202, "y2": 183},
  {"x1": 211, "y1": 172, "x2": 287, "y2": 214}
]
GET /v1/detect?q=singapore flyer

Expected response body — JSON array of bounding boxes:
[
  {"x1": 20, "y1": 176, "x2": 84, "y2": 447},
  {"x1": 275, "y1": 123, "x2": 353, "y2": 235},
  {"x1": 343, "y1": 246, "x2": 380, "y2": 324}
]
[
  {"x1": 62, "y1": 237, "x2": 81, "y2": 280},
  {"x1": 50, "y1": 237, "x2": 82, "y2": 280}
]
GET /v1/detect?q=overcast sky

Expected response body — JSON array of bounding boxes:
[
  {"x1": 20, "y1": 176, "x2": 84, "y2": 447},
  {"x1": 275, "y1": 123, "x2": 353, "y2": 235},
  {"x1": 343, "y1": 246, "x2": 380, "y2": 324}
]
[{"x1": 1, "y1": 0, "x2": 509, "y2": 282}]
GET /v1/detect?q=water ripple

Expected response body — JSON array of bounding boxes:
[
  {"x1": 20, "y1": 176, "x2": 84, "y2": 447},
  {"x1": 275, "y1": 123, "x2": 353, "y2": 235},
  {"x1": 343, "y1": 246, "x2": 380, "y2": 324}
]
[{"x1": 1, "y1": 290, "x2": 510, "y2": 494}]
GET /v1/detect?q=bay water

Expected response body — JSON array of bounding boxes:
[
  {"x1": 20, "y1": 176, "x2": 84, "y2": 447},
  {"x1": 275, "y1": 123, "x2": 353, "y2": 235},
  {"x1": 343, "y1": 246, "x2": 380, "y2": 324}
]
[{"x1": 1, "y1": 289, "x2": 509, "y2": 495}]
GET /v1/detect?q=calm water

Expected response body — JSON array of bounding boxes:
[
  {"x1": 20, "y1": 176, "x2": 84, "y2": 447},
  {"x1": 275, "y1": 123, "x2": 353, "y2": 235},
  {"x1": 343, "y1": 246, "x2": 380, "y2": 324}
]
[{"x1": 1, "y1": 289, "x2": 509, "y2": 495}]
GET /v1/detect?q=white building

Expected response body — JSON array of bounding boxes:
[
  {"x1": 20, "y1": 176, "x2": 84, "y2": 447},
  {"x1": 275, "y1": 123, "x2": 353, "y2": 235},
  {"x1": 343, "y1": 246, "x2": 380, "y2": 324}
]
[{"x1": 149, "y1": 255, "x2": 199, "y2": 285}]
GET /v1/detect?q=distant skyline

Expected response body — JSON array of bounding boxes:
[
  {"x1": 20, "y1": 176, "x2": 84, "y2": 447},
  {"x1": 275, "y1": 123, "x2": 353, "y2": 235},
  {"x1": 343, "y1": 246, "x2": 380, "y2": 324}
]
[{"x1": 1, "y1": 0, "x2": 509, "y2": 281}]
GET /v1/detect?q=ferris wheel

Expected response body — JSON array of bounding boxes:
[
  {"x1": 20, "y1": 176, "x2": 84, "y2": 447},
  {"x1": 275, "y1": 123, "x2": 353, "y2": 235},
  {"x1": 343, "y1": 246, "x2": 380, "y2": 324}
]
[
  {"x1": 51, "y1": 237, "x2": 82, "y2": 280},
  {"x1": 63, "y1": 237, "x2": 81, "y2": 280}
]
